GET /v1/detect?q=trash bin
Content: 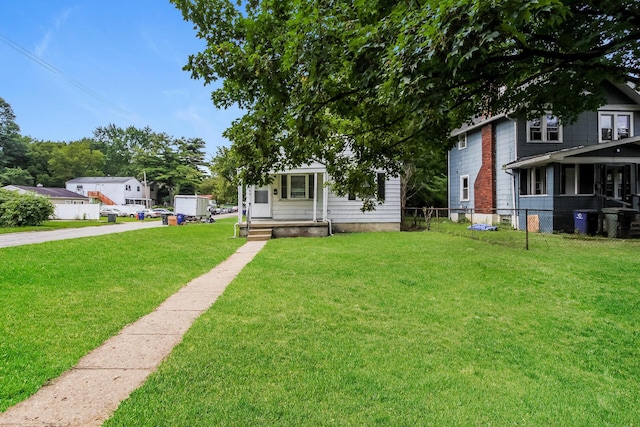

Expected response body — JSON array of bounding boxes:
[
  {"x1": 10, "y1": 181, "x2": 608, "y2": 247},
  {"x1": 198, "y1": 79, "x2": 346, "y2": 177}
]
[
  {"x1": 602, "y1": 207, "x2": 639, "y2": 238},
  {"x1": 161, "y1": 214, "x2": 169, "y2": 225},
  {"x1": 107, "y1": 213, "x2": 117, "y2": 223},
  {"x1": 137, "y1": 212, "x2": 145, "y2": 220},
  {"x1": 573, "y1": 209, "x2": 598, "y2": 235},
  {"x1": 177, "y1": 213, "x2": 185, "y2": 225}
]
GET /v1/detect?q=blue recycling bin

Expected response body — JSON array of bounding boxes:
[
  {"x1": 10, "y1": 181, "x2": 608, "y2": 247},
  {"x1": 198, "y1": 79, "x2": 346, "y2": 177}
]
[
  {"x1": 177, "y1": 213, "x2": 185, "y2": 225},
  {"x1": 137, "y1": 212, "x2": 145, "y2": 220},
  {"x1": 573, "y1": 209, "x2": 597, "y2": 235}
]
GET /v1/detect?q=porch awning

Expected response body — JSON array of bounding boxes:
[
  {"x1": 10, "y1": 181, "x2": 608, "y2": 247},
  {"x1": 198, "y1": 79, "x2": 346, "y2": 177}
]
[{"x1": 503, "y1": 136, "x2": 640, "y2": 170}]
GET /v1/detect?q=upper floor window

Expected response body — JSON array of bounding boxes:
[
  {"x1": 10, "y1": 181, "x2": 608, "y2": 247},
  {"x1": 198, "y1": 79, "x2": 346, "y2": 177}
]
[
  {"x1": 527, "y1": 114, "x2": 562, "y2": 143},
  {"x1": 457, "y1": 134, "x2": 467, "y2": 150},
  {"x1": 599, "y1": 112, "x2": 632, "y2": 142},
  {"x1": 125, "y1": 184, "x2": 131, "y2": 191}
]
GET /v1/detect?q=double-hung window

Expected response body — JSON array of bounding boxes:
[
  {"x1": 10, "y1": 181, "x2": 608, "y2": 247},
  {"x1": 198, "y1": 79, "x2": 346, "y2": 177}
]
[
  {"x1": 280, "y1": 174, "x2": 315, "y2": 199},
  {"x1": 520, "y1": 167, "x2": 547, "y2": 195},
  {"x1": 460, "y1": 175, "x2": 469, "y2": 201},
  {"x1": 599, "y1": 112, "x2": 632, "y2": 142},
  {"x1": 457, "y1": 134, "x2": 467, "y2": 150},
  {"x1": 527, "y1": 114, "x2": 562, "y2": 142}
]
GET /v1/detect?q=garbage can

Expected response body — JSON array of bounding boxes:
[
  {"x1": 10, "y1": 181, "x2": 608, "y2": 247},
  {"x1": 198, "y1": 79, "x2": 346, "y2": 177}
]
[
  {"x1": 602, "y1": 207, "x2": 639, "y2": 238},
  {"x1": 107, "y1": 213, "x2": 117, "y2": 223},
  {"x1": 177, "y1": 213, "x2": 185, "y2": 225},
  {"x1": 573, "y1": 209, "x2": 598, "y2": 235},
  {"x1": 161, "y1": 214, "x2": 169, "y2": 225},
  {"x1": 137, "y1": 212, "x2": 145, "y2": 220}
]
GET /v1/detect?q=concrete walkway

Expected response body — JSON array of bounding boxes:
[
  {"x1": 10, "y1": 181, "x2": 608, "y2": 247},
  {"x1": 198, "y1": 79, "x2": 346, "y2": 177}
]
[
  {"x1": 0, "y1": 240, "x2": 267, "y2": 427},
  {"x1": 0, "y1": 221, "x2": 164, "y2": 248}
]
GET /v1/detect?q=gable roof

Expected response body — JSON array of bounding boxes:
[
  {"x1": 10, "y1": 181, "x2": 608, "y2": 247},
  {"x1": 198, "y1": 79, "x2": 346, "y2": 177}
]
[
  {"x1": 66, "y1": 177, "x2": 138, "y2": 184},
  {"x1": 3, "y1": 185, "x2": 90, "y2": 199},
  {"x1": 503, "y1": 136, "x2": 640, "y2": 169}
]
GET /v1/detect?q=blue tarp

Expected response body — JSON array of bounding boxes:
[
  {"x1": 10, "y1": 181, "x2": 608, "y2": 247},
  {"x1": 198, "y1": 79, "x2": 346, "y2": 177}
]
[{"x1": 467, "y1": 224, "x2": 498, "y2": 231}]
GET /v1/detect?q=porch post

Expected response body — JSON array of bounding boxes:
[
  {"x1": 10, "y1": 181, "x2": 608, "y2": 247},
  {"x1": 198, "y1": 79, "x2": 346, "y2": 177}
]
[
  {"x1": 323, "y1": 172, "x2": 329, "y2": 221},
  {"x1": 237, "y1": 182, "x2": 243, "y2": 225},
  {"x1": 313, "y1": 172, "x2": 318, "y2": 222}
]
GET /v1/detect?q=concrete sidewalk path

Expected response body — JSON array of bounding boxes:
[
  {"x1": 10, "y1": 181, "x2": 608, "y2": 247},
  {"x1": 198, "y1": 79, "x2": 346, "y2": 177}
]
[
  {"x1": 0, "y1": 240, "x2": 267, "y2": 427},
  {"x1": 0, "y1": 221, "x2": 164, "y2": 248}
]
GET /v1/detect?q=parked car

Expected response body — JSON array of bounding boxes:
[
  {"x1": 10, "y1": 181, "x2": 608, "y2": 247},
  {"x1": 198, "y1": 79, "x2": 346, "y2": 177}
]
[
  {"x1": 151, "y1": 208, "x2": 173, "y2": 217},
  {"x1": 100, "y1": 207, "x2": 127, "y2": 217},
  {"x1": 130, "y1": 209, "x2": 157, "y2": 218}
]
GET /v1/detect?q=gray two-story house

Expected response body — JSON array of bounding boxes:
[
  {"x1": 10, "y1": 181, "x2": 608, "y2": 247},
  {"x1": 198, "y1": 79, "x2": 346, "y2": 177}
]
[{"x1": 448, "y1": 81, "x2": 640, "y2": 235}]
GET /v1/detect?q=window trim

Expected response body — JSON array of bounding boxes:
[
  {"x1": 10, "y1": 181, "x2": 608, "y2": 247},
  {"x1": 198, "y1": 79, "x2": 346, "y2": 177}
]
[
  {"x1": 457, "y1": 133, "x2": 467, "y2": 150},
  {"x1": 598, "y1": 111, "x2": 633, "y2": 143},
  {"x1": 460, "y1": 175, "x2": 470, "y2": 201},
  {"x1": 526, "y1": 114, "x2": 562, "y2": 143},
  {"x1": 279, "y1": 174, "x2": 315, "y2": 200},
  {"x1": 520, "y1": 166, "x2": 547, "y2": 196}
]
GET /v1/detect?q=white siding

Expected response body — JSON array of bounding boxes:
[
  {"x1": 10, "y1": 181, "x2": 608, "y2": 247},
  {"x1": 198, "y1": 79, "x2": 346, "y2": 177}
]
[{"x1": 327, "y1": 176, "x2": 401, "y2": 224}]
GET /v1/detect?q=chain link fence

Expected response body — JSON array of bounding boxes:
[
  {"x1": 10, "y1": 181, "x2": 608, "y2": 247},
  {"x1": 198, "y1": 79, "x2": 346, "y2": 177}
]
[{"x1": 402, "y1": 207, "x2": 640, "y2": 250}]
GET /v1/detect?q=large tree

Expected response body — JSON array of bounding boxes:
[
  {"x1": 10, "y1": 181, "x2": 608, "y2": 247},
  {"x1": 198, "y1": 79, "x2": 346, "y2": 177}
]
[{"x1": 172, "y1": 0, "x2": 640, "y2": 204}]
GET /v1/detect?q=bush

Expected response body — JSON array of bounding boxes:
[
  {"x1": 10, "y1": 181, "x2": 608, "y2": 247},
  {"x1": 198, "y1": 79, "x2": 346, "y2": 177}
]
[{"x1": 0, "y1": 189, "x2": 55, "y2": 227}]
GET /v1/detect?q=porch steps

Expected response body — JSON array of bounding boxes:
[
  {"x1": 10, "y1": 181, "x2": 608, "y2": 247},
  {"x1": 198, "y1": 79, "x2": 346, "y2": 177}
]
[
  {"x1": 247, "y1": 228, "x2": 273, "y2": 241},
  {"x1": 630, "y1": 221, "x2": 640, "y2": 239}
]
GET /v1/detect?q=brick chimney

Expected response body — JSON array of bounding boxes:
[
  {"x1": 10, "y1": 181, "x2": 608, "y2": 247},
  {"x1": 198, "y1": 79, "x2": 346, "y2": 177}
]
[{"x1": 474, "y1": 124, "x2": 496, "y2": 214}]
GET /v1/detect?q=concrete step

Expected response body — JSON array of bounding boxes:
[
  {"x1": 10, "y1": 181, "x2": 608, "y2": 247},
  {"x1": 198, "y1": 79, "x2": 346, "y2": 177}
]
[
  {"x1": 247, "y1": 228, "x2": 272, "y2": 241},
  {"x1": 630, "y1": 221, "x2": 640, "y2": 239}
]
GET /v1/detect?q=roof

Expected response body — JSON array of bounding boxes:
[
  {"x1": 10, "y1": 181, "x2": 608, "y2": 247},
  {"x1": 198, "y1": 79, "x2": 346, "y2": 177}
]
[
  {"x1": 66, "y1": 177, "x2": 138, "y2": 184},
  {"x1": 503, "y1": 136, "x2": 640, "y2": 169},
  {"x1": 452, "y1": 81, "x2": 640, "y2": 137},
  {"x1": 3, "y1": 185, "x2": 91, "y2": 199}
]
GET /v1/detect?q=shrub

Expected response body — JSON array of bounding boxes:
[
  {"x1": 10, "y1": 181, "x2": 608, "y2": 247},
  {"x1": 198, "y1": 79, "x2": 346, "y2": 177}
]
[{"x1": 0, "y1": 189, "x2": 54, "y2": 227}]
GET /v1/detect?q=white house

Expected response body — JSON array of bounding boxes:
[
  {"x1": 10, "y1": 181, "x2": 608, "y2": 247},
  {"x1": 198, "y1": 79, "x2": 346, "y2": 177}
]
[
  {"x1": 66, "y1": 177, "x2": 151, "y2": 209},
  {"x1": 238, "y1": 161, "x2": 401, "y2": 239},
  {"x1": 3, "y1": 185, "x2": 99, "y2": 220}
]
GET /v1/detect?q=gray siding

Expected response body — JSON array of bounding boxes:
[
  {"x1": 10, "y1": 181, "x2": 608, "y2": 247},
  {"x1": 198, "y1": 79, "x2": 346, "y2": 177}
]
[
  {"x1": 448, "y1": 131, "x2": 482, "y2": 209},
  {"x1": 495, "y1": 120, "x2": 517, "y2": 212}
]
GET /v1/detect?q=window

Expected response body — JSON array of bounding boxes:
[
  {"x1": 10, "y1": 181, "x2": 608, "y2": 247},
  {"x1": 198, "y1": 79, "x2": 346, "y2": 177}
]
[
  {"x1": 457, "y1": 134, "x2": 467, "y2": 150},
  {"x1": 279, "y1": 174, "x2": 315, "y2": 199},
  {"x1": 136, "y1": 186, "x2": 140, "y2": 191},
  {"x1": 520, "y1": 167, "x2": 547, "y2": 195},
  {"x1": 561, "y1": 164, "x2": 594, "y2": 194},
  {"x1": 347, "y1": 173, "x2": 386, "y2": 200},
  {"x1": 460, "y1": 175, "x2": 469, "y2": 201},
  {"x1": 76, "y1": 185, "x2": 83, "y2": 192},
  {"x1": 125, "y1": 185, "x2": 131, "y2": 191},
  {"x1": 377, "y1": 173, "x2": 386, "y2": 200},
  {"x1": 599, "y1": 112, "x2": 632, "y2": 142},
  {"x1": 527, "y1": 114, "x2": 562, "y2": 142}
]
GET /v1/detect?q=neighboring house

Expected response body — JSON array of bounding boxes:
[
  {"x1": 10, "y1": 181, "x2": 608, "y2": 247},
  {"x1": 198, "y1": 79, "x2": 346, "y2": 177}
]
[
  {"x1": 239, "y1": 162, "x2": 401, "y2": 238},
  {"x1": 2, "y1": 185, "x2": 99, "y2": 220},
  {"x1": 66, "y1": 177, "x2": 151, "y2": 207},
  {"x1": 448, "y1": 80, "x2": 640, "y2": 234}
]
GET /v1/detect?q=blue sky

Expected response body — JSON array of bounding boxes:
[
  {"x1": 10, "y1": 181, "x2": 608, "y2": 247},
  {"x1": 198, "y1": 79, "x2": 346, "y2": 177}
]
[{"x1": 0, "y1": 0, "x2": 240, "y2": 157}]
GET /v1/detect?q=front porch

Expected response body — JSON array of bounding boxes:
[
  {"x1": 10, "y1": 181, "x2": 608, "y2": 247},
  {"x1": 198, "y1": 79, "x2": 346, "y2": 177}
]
[{"x1": 239, "y1": 220, "x2": 331, "y2": 240}]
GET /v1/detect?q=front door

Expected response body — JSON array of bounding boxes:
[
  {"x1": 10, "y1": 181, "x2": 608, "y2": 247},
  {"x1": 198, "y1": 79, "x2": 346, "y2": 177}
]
[{"x1": 252, "y1": 185, "x2": 271, "y2": 218}]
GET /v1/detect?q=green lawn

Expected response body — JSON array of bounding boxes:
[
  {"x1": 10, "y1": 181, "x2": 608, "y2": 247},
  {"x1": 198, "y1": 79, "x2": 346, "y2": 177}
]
[
  {"x1": 105, "y1": 232, "x2": 640, "y2": 426},
  {"x1": 0, "y1": 220, "x2": 244, "y2": 411}
]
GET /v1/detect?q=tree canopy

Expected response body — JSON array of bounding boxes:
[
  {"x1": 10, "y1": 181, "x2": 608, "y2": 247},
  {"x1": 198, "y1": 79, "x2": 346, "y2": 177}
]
[{"x1": 172, "y1": 0, "x2": 640, "y2": 200}]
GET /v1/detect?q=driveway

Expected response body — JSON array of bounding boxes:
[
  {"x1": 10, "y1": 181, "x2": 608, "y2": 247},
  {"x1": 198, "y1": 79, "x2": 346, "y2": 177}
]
[{"x1": 0, "y1": 221, "x2": 164, "y2": 248}]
